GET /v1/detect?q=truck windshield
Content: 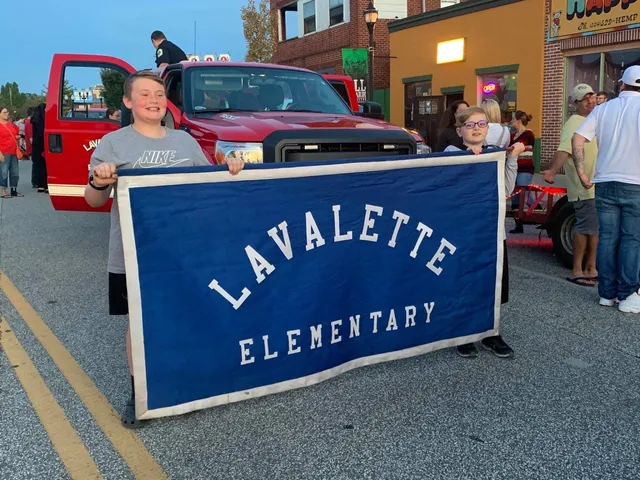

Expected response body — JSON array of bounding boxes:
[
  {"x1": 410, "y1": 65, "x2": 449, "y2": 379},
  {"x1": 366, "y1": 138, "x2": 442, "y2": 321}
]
[{"x1": 188, "y1": 66, "x2": 352, "y2": 116}]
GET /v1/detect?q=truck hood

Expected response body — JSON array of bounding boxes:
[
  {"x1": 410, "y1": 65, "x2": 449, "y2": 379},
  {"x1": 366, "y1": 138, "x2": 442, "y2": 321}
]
[{"x1": 187, "y1": 111, "x2": 415, "y2": 141}]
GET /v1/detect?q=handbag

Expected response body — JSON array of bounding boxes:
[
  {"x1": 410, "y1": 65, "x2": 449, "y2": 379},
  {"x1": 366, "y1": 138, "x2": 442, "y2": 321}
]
[{"x1": 0, "y1": 122, "x2": 23, "y2": 159}]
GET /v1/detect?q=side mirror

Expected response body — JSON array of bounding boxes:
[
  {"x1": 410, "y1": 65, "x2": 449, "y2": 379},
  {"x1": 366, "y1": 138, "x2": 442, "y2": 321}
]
[{"x1": 356, "y1": 101, "x2": 385, "y2": 121}]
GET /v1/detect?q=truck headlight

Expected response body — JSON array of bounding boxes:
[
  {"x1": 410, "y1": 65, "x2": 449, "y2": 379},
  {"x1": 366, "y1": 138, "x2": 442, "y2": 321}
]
[
  {"x1": 416, "y1": 142, "x2": 431, "y2": 155},
  {"x1": 214, "y1": 141, "x2": 263, "y2": 164}
]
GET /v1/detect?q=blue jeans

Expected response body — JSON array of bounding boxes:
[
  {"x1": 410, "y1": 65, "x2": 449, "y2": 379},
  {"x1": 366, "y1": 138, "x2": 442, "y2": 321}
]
[
  {"x1": 595, "y1": 181, "x2": 640, "y2": 300},
  {"x1": 0, "y1": 154, "x2": 19, "y2": 189}
]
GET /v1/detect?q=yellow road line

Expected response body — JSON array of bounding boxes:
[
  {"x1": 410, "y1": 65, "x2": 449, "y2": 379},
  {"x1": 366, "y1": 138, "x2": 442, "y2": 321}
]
[
  {"x1": 0, "y1": 271, "x2": 168, "y2": 480},
  {"x1": 0, "y1": 315, "x2": 103, "y2": 480}
]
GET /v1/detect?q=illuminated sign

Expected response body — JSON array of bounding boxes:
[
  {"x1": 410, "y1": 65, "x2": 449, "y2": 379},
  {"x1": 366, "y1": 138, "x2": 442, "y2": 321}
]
[
  {"x1": 483, "y1": 83, "x2": 497, "y2": 95},
  {"x1": 549, "y1": 0, "x2": 640, "y2": 40},
  {"x1": 436, "y1": 38, "x2": 465, "y2": 64}
]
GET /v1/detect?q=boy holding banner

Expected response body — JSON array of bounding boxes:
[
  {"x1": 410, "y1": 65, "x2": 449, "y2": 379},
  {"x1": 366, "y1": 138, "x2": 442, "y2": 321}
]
[
  {"x1": 84, "y1": 70, "x2": 244, "y2": 427},
  {"x1": 445, "y1": 106, "x2": 525, "y2": 359}
]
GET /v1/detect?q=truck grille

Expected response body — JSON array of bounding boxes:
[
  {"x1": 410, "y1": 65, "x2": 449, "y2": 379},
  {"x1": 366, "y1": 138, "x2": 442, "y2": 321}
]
[
  {"x1": 262, "y1": 129, "x2": 417, "y2": 163},
  {"x1": 282, "y1": 142, "x2": 412, "y2": 162}
]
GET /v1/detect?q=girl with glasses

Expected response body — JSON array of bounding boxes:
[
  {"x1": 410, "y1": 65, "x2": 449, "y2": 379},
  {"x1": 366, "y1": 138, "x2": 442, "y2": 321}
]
[{"x1": 445, "y1": 106, "x2": 525, "y2": 359}]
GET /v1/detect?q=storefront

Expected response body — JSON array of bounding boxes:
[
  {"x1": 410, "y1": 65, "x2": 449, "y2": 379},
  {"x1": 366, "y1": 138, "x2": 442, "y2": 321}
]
[
  {"x1": 541, "y1": 0, "x2": 640, "y2": 167},
  {"x1": 389, "y1": 0, "x2": 545, "y2": 152}
]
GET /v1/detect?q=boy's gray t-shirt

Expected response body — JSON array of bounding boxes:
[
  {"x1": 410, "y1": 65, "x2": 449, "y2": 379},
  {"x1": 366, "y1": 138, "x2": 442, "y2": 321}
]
[{"x1": 89, "y1": 126, "x2": 210, "y2": 274}]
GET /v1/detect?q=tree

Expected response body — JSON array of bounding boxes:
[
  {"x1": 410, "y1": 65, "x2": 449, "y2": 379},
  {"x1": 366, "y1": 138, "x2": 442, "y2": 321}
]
[
  {"x1": 241, "y1": 0, "x2": 276, "y2": 63},
  {"x1": 0, "y1": 82, "x2": 25, "y2": 109},
  {"x1": 100, "y1": 69, "x2": 127, "y2": 109}
]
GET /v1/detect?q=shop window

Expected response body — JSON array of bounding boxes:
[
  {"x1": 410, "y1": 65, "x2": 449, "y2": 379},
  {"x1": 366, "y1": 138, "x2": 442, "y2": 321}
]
[
  {"x1": 329, "y1": 0, "x2": 344, "y2": 26},
  {"x1": 480, "y1": 73, "x2": 518, "y2": 120},
  {"x1": 565, "y1": 48, "x2": 640, "y2": 118},
  {"x1": 604, "y1": 49, "x2": 640, "y2": 99},
  {"x1": 303, "y1": 0, "x2": 316, "y2": 35},
  {"x1": 406, "y1": 80, "x2": 432, "y2": 100}
]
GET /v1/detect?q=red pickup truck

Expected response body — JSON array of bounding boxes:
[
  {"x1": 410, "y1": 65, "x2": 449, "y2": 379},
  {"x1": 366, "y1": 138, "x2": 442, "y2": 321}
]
[{"x1": 44, "y1": 54, "x2": 429, "y2": 212}]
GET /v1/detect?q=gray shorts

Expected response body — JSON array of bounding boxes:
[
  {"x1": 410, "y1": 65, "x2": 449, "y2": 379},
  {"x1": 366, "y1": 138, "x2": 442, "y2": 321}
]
[{"x1": 573, "y1": 199, "x2": 599, "y2": 236}]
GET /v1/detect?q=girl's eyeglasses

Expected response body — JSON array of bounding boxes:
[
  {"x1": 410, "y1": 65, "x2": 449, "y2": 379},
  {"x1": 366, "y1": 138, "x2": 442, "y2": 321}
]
[{"x1": 460, "y1": 120, "x2": 489, "y2": 129}]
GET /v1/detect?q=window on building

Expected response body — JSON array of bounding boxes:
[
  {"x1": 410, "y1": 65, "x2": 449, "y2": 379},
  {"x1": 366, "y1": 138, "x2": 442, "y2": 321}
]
[
  {"x1": 329, "y1": 0, "x2": 344, "y2": 26},
  {"x1": 279, "y1": 2, "x2": 299, "y2": 41},
  {"x1": 603, "y1": 49, "x2": 640, "y2": 98},
  {"x1": 441, "y1": 0, "x2": 460, "y2": 7},
  {"x1": 565, "y1": 48, "x2": 640, "y2": 118},
  {"x1": 303, "y1": 0, "x2": 316, "y2": 35},
  {"x1": 480, "y1": 73, "x2": 518, "y2": 122}
]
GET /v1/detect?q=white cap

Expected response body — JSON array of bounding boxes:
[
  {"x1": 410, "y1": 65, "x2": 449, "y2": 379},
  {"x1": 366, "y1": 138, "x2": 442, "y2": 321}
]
[
  {"x1": 572, "y1": 84, "x2": 595, "y2": 102},
  {"x1": 620, "y1": 65, "x2": 640, "y2": 87}
]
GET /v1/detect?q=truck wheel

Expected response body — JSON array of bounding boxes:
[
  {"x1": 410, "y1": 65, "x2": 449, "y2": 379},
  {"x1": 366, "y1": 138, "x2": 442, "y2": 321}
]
[{"x1": 551, "y1": 202, "x2": 575, "y2": 269}]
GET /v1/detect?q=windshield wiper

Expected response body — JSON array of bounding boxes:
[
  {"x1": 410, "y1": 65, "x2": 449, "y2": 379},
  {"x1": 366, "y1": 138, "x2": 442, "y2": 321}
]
[
  {"x1": 192, "y1": 108, "x2": 255, "y2": 114},
  {"x1": 285, "y1": 109, "x2": 330, "y2": 114}
]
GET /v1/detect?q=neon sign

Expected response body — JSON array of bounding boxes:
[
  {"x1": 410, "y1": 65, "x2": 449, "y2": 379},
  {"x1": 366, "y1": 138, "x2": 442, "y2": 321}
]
[{"x1": 483, "y1": 82, "x2": 497, "y2": 95}]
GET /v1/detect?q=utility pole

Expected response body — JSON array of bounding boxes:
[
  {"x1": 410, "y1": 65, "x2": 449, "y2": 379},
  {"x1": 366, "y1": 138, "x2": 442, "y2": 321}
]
[{"x1": 194, "y1": 21, "x2": 197, "y2": 58}]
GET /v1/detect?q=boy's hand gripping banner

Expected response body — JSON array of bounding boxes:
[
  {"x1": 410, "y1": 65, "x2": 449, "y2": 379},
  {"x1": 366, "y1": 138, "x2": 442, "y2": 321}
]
[{"x1": 117, "y1": 152, "x2": 506, "y2": 420}]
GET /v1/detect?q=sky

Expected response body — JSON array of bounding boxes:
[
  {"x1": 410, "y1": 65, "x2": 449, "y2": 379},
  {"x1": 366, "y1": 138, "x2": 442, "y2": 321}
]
[{"x1": 4, "y1": 0, "x2": 249, "y2": 94}]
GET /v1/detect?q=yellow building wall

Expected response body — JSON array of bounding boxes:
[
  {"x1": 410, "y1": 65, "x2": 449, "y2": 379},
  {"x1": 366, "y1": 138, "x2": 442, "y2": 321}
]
[{"x1": 390, "y1": 0, "x2": 545, "y2": 137}]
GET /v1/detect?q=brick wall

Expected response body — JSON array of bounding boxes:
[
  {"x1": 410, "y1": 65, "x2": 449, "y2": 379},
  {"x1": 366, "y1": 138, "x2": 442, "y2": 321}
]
[
  {"x1": 407, "y1": 0, "x2": 423, "y2": 16},
  {"x1": 271, "y1": 0, "x2": 438, "y2": 89},
  {"x1": 541, "y1": 0, "x2": 640, "y2": 168},
  {"x1": 541, "y1": 0, "x2": 563, "y2": 169}
]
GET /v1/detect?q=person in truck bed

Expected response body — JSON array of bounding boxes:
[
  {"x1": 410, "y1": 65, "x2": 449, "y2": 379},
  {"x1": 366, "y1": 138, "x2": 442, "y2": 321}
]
[
  {"x1": 85, "y1": 70, "x2": 245, "y2": 428},
  {"x1": 151, "y1": 30, "x2": 187, "y2": 68}
]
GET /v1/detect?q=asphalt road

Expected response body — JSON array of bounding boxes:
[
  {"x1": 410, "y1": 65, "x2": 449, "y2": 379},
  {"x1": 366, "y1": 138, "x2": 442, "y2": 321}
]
[{"x1": 1, "y1": 162, "x2": 639, "y2": 480}]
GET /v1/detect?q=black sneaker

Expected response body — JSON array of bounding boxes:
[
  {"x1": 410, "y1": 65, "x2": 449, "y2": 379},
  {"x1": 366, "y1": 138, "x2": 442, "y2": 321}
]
[
  {"x1": 456, "y1": 342, "x2": 478, "y2": 358},
  {"x1": 481, "y1": 335, "x2": 514, "y2": 358}
]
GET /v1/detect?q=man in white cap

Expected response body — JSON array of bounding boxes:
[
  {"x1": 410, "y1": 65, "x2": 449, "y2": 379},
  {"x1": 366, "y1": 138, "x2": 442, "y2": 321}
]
[
  {"x1": 543, "y1": 84, "x2": 598, "y2": 287},
  {"x1": 572, "y1": 65, "x2": 640, "y2": 313}
]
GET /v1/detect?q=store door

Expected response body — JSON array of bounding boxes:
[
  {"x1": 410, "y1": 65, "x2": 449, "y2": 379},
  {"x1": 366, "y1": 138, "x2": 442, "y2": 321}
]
[{"x1": 405, "y1": 95, "x2": 445, "y2": 151}]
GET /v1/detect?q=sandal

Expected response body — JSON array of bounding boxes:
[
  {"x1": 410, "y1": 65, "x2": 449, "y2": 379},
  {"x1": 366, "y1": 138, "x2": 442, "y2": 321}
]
[
  {"x1": 1, "y1": 194, "x2": 11, "y2": 199},
  {"x1": 566, "y1": 276, "x2": 595, "y2": 287}
]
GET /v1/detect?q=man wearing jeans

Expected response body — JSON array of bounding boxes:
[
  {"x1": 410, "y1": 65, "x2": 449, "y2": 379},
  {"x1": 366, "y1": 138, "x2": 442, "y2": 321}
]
[{"x1": 572, "y1": 65, "x2": 640, "y2": 313}]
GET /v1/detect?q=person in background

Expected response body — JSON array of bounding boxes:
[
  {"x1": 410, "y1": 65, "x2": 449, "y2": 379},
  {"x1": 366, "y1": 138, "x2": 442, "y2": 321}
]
[
  {"x1": 542, "y1": 84, "x2": 598, "y2": 287},
  {"x1": 151, "y1": 30, "x2": 187, "y2": 68},
  {"x1": 481, "y1": 99, "x2": 510, "y2": 148},
  {"x1": 434, "y1": 100, "x2": 469, "y2": 152},
  {"x1": 25, "y1": 107, "x2": 34, "y2": 187},
  {"x1": 444, "y1": 106, "x2": 525, "y2": 359},
  {"x1": 31, "y1": 103, "x2": 48, "y2": 193},
  {"x1": 572, "y1": 65, "x2": 640, "y2": 313},
  {"x1": 106, "y1": 107, "x2": 121, "y2": 122},
  {"x1": 596, "y1": 91, "x2": 608, "y2": 105},
  {"x1": 508, "y1": 110, "x2": 536, "y2": 234},
  {"x1": 0, "y1": 106, "x2": 23, "y2": 198}
]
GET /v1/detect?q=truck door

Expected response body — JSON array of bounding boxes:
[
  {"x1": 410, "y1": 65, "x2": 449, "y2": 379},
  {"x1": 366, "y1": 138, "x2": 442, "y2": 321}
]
[{"x1": 45, "y1": 54, "x2": 136, "y2": 212}]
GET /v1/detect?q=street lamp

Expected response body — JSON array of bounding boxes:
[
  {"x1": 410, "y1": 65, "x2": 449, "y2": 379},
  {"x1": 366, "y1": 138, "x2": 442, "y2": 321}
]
[{"x1": 363, "y1": 1, "x2": 378, "y2": 102}]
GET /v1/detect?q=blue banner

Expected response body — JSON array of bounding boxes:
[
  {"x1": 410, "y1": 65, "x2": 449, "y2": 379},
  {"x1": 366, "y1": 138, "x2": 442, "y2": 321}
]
[{"x1": 117, "y1": 151, "x2": 506, "y2": 419}]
